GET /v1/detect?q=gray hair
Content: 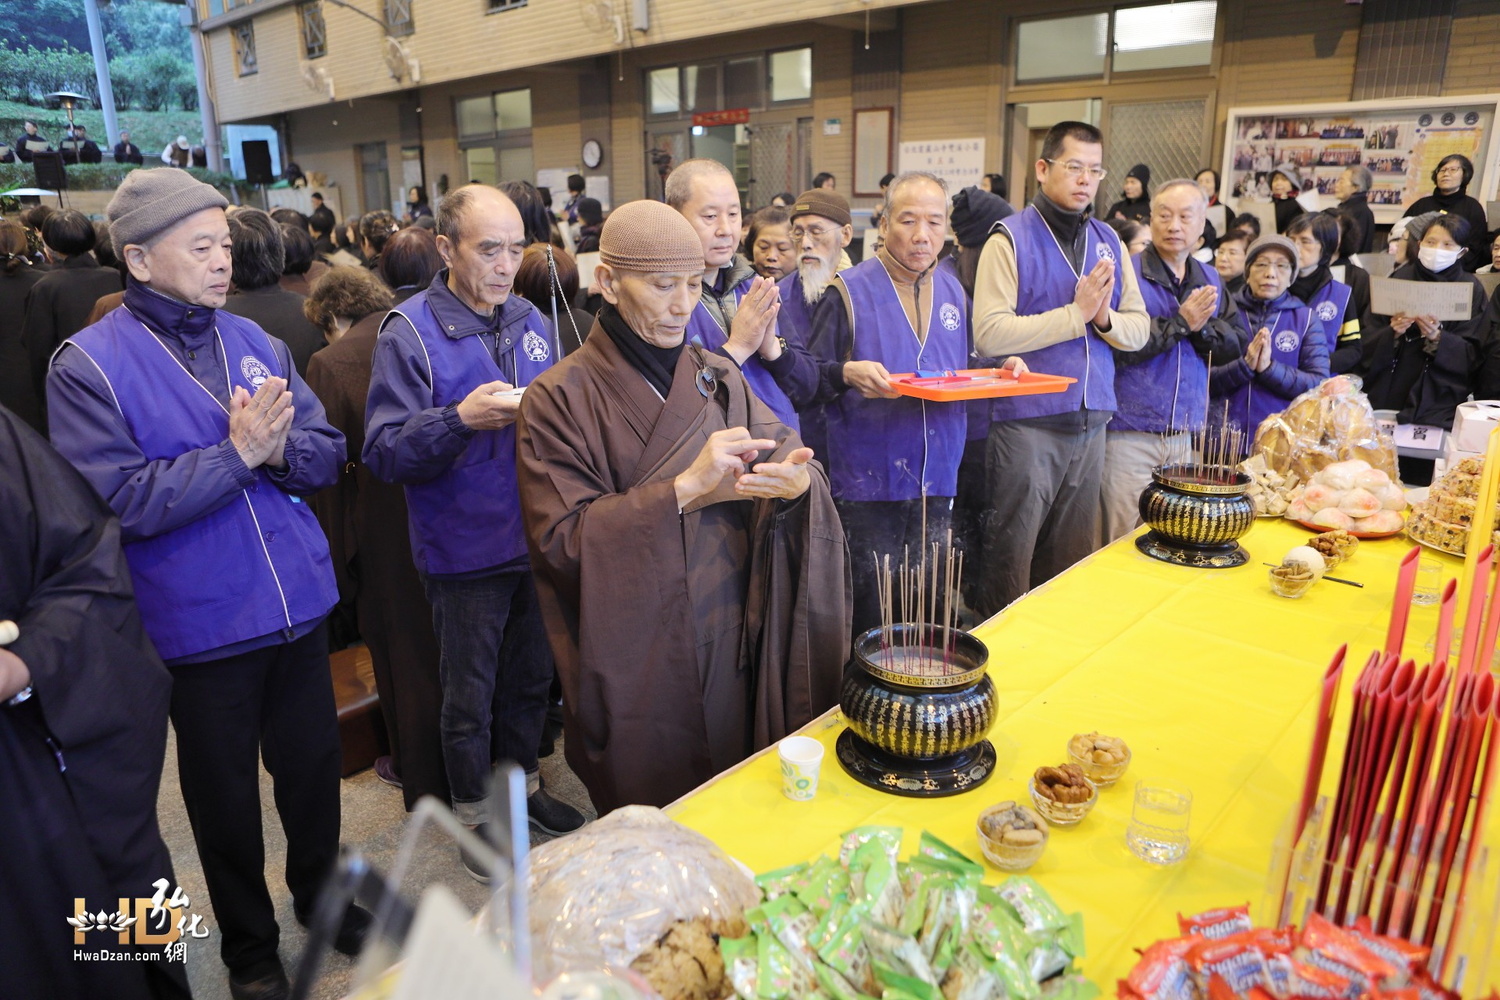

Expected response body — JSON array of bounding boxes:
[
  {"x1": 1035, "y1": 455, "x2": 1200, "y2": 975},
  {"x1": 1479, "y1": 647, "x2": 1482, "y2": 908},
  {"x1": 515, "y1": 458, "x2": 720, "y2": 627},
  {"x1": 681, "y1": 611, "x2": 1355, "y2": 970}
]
[
  {"x1": 664, "y1": 158, "x2": 735, "y2": 210},
  {"x1": 883, "y1": 171, "x2": 949, "y2": 214},
  {"x1": 1344, "y1": 165, "x2": 1372, "y2": 193},
  {"x1": 436, "y1": 185, "x2": 484, "y2": 242},
  {"x1": 1151, "y1": 178, "x2": 1208, "y2": 210}
]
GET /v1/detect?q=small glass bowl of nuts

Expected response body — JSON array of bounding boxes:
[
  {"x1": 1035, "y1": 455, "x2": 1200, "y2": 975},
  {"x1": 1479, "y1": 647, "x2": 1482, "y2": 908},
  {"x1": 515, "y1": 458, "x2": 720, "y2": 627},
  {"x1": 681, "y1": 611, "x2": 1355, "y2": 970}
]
[
  {"x1": 1029, "y1": 764, "x2": 1097, "y2": 826},
  {"x1": 1067, "y1": 732, "x2": 1131, "y2": 787},
  {"x1": 976, "y1": 800, "x2": 1050, "y2": 871},
  {"x1": 1269, "y1": 559, "x2": 1316, "y2": 599}
]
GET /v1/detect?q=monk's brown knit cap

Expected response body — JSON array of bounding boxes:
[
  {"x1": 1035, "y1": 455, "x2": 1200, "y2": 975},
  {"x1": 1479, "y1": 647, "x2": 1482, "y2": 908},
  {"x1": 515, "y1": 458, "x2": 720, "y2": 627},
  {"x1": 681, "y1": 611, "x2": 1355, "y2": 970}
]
[
  {"x1": 599, "y1": 199, "x2": 705, "y2": 274},
  {"x1": 790, "y1": 189, "x2": 851, "y2": 228}
]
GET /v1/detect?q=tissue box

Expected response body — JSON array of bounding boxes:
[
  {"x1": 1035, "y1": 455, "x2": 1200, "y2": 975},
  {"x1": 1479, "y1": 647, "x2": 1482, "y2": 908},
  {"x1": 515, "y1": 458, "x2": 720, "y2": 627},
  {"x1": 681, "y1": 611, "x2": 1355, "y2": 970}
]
[{"x1": 1451, "y1": 401, "x2": 1500, "y2": 454}]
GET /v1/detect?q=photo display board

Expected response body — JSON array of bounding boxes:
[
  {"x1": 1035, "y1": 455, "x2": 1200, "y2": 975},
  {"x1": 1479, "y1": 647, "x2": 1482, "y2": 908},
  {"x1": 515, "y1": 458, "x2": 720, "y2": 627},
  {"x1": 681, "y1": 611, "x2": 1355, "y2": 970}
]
[{"x1": 1222, "y1": 96, "x2": 1500, "y2": 224}]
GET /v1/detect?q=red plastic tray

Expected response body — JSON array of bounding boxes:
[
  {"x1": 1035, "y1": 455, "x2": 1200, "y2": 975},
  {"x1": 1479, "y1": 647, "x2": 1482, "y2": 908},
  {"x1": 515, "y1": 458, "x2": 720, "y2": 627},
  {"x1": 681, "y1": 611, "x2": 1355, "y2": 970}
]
[{"x1": 889, "y1": 369, "x2": 1077, "y2": 401}]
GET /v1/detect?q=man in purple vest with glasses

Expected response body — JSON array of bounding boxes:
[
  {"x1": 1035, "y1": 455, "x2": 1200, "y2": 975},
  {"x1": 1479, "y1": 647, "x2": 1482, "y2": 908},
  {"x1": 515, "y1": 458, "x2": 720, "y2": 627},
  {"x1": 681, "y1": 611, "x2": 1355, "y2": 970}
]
[
  {"x1": 364, "y1": 185, "x2": 585, "y2": 883},
  {"x1": 47, "y1": 168, "x2": 366, "y2": 1000},
  {"x1": 972, "y1": 121, "x2": 1150, "y2": 616}
]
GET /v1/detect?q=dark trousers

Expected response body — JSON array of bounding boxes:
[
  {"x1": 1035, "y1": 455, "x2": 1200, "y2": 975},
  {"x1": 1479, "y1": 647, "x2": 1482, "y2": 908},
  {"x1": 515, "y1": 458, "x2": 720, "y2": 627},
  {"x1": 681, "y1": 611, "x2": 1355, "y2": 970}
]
[
  {"x1": 836, "y1": 497, "x2": 955, "y2": 638},
  {"x1": 169, "y1": 623, "x2": 342, "y2": 976},
  {"x1": 977, "y1": 419, "x2": 1106, "y2": 617},
  {"x1": 424, "y1": 571, "x2": 552, "y2": 826}
]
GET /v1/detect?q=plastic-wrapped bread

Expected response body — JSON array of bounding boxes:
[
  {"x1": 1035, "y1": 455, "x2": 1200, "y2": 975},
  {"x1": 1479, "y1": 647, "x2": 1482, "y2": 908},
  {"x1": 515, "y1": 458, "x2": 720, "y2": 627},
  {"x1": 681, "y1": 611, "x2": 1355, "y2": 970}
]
[{"x1": 528, "y1": 805, "x2": 759, "y2": 999}]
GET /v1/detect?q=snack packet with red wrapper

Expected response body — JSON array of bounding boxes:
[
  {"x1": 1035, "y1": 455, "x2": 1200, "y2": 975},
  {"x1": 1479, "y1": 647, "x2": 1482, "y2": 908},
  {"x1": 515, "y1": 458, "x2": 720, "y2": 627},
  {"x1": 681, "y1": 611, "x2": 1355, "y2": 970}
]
[
  {"x1": 1179, "y1": 906, "x2": 1255, "y2": 941},
  {"x1": 1186, "y1": 935, "x2": 1272, "y2": 996},
  {"x1": 1348, "y1": 917, "x2": 1430, "y2": 981},
  {"x1": 1296, "y1": 913, "x2": 1399, "y2": 996},
  {"x1": 1120, "y1": 937, "x2": 1196, "y2": 1000}
]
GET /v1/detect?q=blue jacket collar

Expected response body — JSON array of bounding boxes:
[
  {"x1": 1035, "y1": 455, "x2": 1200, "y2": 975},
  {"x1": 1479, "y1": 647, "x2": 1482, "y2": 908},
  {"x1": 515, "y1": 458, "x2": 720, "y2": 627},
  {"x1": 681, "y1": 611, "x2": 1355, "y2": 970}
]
[
  {"x1": 123, "y1": 277, "x2": 217, "y2": 343},
  {"x1": 424, "y1": 268, "x2": 534, "y2": 340}
]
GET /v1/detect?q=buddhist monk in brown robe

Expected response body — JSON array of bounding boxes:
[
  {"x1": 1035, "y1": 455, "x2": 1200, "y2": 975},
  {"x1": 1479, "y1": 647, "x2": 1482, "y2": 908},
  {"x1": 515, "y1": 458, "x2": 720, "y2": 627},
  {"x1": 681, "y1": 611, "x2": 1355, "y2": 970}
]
[{"x1": 516, "y1": 200, "x2": 852, "y2": 811}]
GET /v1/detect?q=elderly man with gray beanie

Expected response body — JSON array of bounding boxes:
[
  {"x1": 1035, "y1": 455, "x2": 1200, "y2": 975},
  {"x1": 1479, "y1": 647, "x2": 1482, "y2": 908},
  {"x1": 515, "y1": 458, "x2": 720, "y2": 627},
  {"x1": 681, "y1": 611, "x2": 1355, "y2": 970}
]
[
  {"x1": 46, "y1": 167, "x2": 368, "y2": 1000},
  {"x1": 515, "y1": 198, "x2": 851, "y2": 812}
]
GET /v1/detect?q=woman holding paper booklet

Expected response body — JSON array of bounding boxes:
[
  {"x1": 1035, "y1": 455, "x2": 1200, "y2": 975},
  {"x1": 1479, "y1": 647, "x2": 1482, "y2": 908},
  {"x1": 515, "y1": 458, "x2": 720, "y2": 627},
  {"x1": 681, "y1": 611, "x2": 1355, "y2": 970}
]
[{"x1": 1353, "y1": 214, "x2": 1489, "y2": 484}]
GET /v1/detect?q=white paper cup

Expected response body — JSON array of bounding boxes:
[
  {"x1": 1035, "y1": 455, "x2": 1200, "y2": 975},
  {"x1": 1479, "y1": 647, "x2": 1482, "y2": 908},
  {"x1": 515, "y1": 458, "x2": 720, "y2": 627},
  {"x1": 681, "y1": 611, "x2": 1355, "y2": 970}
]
[{"x1": 778, "y1": 736, "x2": 824, "y2": 801}]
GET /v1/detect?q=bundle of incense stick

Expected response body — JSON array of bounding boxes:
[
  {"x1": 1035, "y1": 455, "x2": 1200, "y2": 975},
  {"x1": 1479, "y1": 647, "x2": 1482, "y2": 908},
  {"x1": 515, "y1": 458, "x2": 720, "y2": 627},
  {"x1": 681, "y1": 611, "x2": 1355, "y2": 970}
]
[
  {"x1": 1161, "y1": 402, "x2": 1245, "y2": 485},
  {"x1": 1281, "y1": 544, "x2": 1500, "y2": 987},
  {"x1": 873, "y1": 529, "x2": 964, "y2": 678}
]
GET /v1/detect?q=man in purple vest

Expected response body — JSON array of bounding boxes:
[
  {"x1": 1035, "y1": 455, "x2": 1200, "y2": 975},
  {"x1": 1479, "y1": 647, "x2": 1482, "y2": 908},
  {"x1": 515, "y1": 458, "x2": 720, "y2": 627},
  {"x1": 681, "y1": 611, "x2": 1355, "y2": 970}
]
[
  {"x1": 807, "y1": 172, "x2": 1023, "y2": 635},
  {"x1": 47, "y1": 168, "x2": 364, "y2": 1000},
  {"x1": 1101, "y1": 179, "x2": 1245, "y2": 542},
  {"x1": 363, "y1": 185, "x2": 585, "y2": 880},
  {"x1": 668, "y1": 158, "x2": 806, "y2": 429},
  {"x1": 972, "y1": 121, "x2": 1150, "y2": 616}
]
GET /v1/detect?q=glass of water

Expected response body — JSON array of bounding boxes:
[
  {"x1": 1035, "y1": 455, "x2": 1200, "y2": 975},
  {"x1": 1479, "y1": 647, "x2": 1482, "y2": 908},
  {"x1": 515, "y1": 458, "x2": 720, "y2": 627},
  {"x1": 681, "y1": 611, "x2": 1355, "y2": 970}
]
[
  {"x1": 1126, "y1": 780, "x2": 1192, "y2": 865},
  {"x1": 1411, "y1": 557, "x2": 1442, "y2": 607}
]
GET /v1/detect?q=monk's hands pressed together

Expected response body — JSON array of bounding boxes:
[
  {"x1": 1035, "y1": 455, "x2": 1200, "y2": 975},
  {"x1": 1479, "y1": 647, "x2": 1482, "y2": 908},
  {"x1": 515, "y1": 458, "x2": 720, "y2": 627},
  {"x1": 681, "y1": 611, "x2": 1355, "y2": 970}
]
[
  {"x1": 674, "y1": 427, "x2": 780, "y2": 509},
  {"x1": 722, "y1": 276, "x2": 782, "y2": 365},
  {"x1": 230, "y1": 377, "x2": 293, "y2": 470},
  {"x1": 456, "y1": 380, "x2": 522, "y2": 430},
  {"x1": 843, "y1": 360, "x2": 899, "y2": 398},
  {"x1": 736, "y1": 446, "x2": 814, "y2": 501}
]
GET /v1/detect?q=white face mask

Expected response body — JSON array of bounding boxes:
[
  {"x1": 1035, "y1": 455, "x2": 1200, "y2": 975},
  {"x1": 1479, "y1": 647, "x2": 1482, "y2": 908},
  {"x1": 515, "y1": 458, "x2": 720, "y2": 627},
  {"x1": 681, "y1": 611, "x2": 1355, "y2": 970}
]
[{"x1": 1418, "y1": 245, "x2": 1463, "y2": 272}]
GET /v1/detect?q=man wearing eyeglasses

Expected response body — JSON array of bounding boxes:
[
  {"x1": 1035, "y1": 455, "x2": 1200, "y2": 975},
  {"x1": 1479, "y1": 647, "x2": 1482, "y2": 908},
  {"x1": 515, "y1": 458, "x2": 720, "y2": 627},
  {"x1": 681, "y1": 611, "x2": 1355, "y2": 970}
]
[{"x1": 971, "y1": 121, "x2": 1150, "y2": 616}]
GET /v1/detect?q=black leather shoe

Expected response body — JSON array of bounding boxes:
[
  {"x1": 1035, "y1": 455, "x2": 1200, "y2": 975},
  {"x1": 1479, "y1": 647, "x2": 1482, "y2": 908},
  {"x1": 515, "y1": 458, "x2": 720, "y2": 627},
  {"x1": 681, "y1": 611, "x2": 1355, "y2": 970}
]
[
  {"x1": 228, "y1": 963, "x2": 290, "y2": 1000},
  {"x1": 528, "y1": 787, "x2": 586, "y2": 836},
  {"x1": 293, "y1": 902, "x2": 373, "y2": 957},
  {"x1": 460, "y1": 823, "x2": 493, "y2": 884}
]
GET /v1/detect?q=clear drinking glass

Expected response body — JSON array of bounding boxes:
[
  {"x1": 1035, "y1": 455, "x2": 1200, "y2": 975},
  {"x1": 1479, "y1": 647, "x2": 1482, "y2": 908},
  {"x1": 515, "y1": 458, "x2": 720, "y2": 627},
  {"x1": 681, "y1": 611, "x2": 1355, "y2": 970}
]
[
  {"x1": 1126, "y1": 780, "x2": 1192, "y2": 865},
  {"x1": 1411, "y1": 557, "x2": 1442, "y2": 607}
]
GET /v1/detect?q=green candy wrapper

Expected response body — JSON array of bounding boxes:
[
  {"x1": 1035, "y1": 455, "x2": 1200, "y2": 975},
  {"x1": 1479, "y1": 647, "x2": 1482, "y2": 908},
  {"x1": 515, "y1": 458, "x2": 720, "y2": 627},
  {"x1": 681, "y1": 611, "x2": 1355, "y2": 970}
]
[
  {"x1": 761, "y1": 893, "x2": 821, "y2": 976},
  {"x1": 721, "y1": 935, "x2": 760, "y2": 1000},
  {"x1": 997, "y1": 876, "x2": 1069, "y2": 938},
  {"x1": 818, "y1": 907, "x2": 876, "y2": 994},
  {"x1": 797, "y1": 855, "x2": 853, "y2": 915},
  {"x1": 851, "y1": 840, "x2": 905, "y2": 928},
  {"x1": 864, "y1": 921, "x2": 938, "y2": 986},
  {"x1": 939, "y1": 942, "x2": 1003, "y2": 1000},
  {"x1": 874, "y1": 963, "x2": 944, "y2": 1000},
  {"x1": 917, "y1": 832, "x2": 985, "y2": 881},
  {"x1": 810, "y1": 893, "x2": 854, "y2": 951},
  {"x1": 757, "y1": 861, "x2": 814, "y2": 900},
  {"x1": 839, "y1": 825, "x2": 903, "y2": 867}
]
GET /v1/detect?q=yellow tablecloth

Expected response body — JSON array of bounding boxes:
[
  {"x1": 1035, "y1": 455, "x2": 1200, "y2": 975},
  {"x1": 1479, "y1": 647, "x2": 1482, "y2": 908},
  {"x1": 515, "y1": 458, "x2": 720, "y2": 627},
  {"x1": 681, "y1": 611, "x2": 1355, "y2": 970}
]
[{"x1": 667, "y1": 520, "x2": 1500, "y2": 992}]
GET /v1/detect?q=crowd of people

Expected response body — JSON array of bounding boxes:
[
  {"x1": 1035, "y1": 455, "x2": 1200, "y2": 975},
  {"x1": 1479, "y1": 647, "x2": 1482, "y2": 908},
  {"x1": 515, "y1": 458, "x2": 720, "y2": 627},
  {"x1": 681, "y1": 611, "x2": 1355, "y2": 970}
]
[{"x1": 6, "y1": 126, "x2": 1500, "y2": 1000}]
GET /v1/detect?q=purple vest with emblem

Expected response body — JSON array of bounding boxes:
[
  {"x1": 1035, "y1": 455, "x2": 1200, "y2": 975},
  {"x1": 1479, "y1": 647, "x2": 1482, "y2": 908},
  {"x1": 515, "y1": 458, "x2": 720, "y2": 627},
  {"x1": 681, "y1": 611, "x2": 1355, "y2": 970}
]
[
  {"x1": 1303, "y1": 276, "x2": 1352, "y2": 357},
  {"x1": 65, "y1": 309, "x2": 338, "y2": 660},
  {"x1": 776, "y1": 271, "x2": 816, "y2": 348},
  {"x1": 1112, "y1": 256, "x2": 1223, "y2": 434},
  {"x1": 989, "y1": 206, "x2": 1124, "y2": 421},
  {"x1": 1219, "y1": 293, "x2": 1318, "y2": 435},
  {"x1": 824, "y1": 256, "x2": 969, "y2": 501},
  {"x1": 386, "y1": 290, "x2": 555, "y2": 576},
  {"x1": 686, "y1": 277, "x2": 800, "y2": 431}
]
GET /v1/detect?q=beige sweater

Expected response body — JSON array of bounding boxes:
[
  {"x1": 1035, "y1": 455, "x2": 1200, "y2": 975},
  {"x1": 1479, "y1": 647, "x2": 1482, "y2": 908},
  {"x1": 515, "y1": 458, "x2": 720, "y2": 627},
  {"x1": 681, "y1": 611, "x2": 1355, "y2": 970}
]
[{"x1": 972, "y1": 225, "x2": 1150, "y2": 357}]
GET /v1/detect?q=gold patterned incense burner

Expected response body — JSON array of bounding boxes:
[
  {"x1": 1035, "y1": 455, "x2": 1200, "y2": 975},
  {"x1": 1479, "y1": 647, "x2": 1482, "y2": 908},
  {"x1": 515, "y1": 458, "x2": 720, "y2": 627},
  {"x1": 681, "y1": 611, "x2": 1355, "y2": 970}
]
[
  {"x1": 1136, "y1": 463, "x2": 1255, "y2": 568},
  {"x1": 836, "y1": 624, "x2": 996, "y2": 798}
]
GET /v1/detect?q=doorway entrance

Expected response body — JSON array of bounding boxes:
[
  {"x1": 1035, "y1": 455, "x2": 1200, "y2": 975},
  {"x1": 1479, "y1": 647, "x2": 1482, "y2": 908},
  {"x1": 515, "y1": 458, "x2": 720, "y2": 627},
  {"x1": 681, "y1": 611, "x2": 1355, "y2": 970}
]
[{"x1": 357, "y1": 141, "x2": 391, "y2": 216}]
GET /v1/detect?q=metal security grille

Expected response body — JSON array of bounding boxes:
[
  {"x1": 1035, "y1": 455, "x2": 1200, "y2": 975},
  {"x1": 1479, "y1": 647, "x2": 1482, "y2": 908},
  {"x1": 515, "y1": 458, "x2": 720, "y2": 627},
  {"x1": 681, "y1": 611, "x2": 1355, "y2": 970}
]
[
  {"x1": 233, "y1": 22, "x2": 258, "y2": 76},
  {"x1": 1102, "y1": 99, "x2": 1208, "y2": 212},
  {"x1": 749, "y1": 122, "x2": 793, "y2": 209},
  {"x1": 299, "y1": 2, "x2": 327, "y2": 59},
  {"x1": 384, "y1": 0, "x2": 413, "y2": 36}
]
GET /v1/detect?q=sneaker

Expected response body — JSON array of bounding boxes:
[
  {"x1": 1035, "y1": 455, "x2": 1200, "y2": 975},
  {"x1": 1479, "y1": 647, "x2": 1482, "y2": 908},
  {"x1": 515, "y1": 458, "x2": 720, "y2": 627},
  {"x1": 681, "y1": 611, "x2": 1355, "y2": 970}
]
[
  {"x1": 527, "y1": 787, "x2": 586, "y2": 836},
  {"x1": 373, "y1": 755, "x2": 402, "y2": 788},
  {"x1": 460, "y1": 824, "x2": 493, "y2": 884}
]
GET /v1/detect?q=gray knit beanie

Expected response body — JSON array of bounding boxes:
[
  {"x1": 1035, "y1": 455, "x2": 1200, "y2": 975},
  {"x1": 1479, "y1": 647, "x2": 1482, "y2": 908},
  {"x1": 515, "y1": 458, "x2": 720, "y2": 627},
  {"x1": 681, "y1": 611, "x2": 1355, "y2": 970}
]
[
  {"x1": 107, "y1": 168, "x2": 229, "y2": 251},
  {"x1": 599, "y1": 199, "x2": 705, "y2": 274}
]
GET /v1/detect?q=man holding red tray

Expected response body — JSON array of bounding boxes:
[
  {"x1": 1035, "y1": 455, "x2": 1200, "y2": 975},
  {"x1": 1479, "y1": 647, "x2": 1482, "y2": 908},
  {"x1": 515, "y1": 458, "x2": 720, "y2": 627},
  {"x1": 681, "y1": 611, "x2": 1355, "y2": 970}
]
[{"x1": 972, "y1": 121, "x2": 1150, "y2": 616}]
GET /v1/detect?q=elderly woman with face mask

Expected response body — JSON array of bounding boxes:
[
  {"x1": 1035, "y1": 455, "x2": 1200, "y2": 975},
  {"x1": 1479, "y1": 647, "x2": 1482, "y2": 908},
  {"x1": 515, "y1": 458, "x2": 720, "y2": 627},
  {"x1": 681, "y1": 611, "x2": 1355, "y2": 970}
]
[
  {"x1": 1209, "y1": 234, "x2": 1330, "y2": 451},
  {"x1": 1355, "y1": 214, "x2": 1488, "y2": 483}
]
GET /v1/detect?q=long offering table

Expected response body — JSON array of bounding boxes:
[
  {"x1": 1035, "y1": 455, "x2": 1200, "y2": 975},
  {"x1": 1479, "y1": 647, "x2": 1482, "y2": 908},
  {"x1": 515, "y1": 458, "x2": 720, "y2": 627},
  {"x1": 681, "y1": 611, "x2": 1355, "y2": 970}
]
[{"x1": 667, "y1": 520, "x2": 1500, "y2": 992}]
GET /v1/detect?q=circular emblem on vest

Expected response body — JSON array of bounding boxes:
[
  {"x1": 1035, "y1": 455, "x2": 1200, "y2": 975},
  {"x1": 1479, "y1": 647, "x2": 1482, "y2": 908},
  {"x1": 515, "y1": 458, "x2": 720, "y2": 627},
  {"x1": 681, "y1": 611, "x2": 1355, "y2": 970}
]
[
  {"x1": 1096, "y1": 242, "x2": 1116, "y2": 263},
  {"x1": 522, "y1": 329, "x2": 550, "y2": 363},
  {"x1": 1316, "y1": 301, "x2": 1338, "y2": 322},
  {"x1": 1273, "y1": 329, "x2": 1300, "y2": 354},
  {"x1": 240, "y1": 356, "x2": 273, "y2": 388},
  {"x1": 939, "y1": 302, "x2": 962, "y2": 332}
]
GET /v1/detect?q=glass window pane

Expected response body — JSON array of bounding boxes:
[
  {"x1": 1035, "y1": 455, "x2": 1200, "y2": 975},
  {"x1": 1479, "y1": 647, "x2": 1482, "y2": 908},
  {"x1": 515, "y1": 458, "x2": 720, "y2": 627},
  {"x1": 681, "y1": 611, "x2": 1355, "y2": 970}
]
[
  {"x1": 495, "y1": 88, "x2": 532, "y2": 131},
  {"x1": 499, "y1": 146, "x2": 534, "y2": 187},
  {"x1": 1113, "y1": 1, "x2": 1217, "y2": 72},
  {"x1": 465, "y1": 146, "x2": 497, "y2": 186},
  {"x1": 724, "y1": 56, "x2": 763, "y2": 110},
  {"x1": 649, "y1": 67, "x2": 680, "y2": 116},
  {"x1": 457, "y1": 96, "x2": 494, "y2": 138},
  {"x1": 770, "y1": 48, "x2": 812, "y2": 103},
  {"x1": 1016, "y1": 14, "x2": 1107, "y2": 82},
  {"x1": 683, "y1": 64, "x2": 720, "y2": 112}
]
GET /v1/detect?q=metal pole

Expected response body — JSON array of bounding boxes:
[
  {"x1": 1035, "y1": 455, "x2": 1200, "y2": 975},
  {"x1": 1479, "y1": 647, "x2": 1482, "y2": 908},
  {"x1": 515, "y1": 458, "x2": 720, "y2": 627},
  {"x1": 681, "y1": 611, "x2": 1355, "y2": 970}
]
[
  {"x1": 183, "y1": 5, "x2": 224, "y2": 172},
  {"x1": 81, "y1": 0, "x2": 119, "y2": 146}
]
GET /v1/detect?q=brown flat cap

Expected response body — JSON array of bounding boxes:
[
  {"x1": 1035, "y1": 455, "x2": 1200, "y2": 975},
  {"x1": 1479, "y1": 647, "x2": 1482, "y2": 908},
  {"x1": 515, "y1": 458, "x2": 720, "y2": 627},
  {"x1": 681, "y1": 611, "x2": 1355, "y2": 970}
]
[
  {"x1": 789, "y1": 188, "x2": 851, "y2": 228},
  {"x1": 599, "y1": 199, "x2": 705, "y2": 274}
]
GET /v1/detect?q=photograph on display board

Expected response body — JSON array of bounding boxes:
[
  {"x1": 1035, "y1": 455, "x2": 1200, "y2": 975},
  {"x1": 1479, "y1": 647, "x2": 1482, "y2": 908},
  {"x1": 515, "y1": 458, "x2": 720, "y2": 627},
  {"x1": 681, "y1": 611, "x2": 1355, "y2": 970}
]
[{"x1": 1223, "y1": 100, "x2": 1497, "y2": 223}]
